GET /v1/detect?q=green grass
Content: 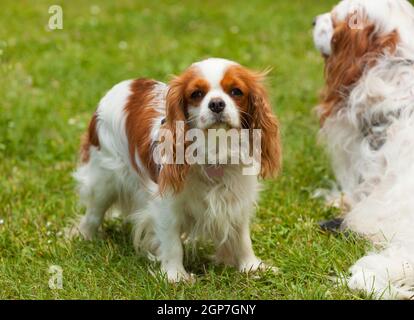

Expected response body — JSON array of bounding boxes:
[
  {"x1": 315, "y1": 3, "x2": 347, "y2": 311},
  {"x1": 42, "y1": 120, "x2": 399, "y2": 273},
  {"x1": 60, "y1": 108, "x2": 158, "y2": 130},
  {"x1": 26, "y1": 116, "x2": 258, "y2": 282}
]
[{"x1": 0, "y1": 0, "x2": 370, "y2": 299}]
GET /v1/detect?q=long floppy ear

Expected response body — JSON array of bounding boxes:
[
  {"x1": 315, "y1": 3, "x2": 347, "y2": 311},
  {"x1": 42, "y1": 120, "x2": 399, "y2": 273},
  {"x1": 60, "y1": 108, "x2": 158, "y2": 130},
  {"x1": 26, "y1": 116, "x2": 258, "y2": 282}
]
[
  {"x1": 246, "y1": 70, "x2": 281, "y2": 179},
  {"x1": 158, "y1": 74, "x2": 191, "y2": 195},
  {"x1": 320, "y1": 17, "x2": 399, "y2": 124}
]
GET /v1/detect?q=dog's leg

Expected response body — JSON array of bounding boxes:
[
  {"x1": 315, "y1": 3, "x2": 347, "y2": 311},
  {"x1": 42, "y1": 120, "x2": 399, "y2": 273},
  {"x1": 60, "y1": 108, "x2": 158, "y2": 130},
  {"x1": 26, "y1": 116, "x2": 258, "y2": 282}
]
[
  {"x1": 78, "y1": 196, "x2": 114, "y2": 240},
  {"x1": 235, "y1": 222, "x2": 267, "y2": 273},
  {"x1": 216, "y1": 221, "x2": 276, "y2": 273},
  {"x1": 214, "y1": 243, "x2": 237, "y2": 267},
  {"x1": 73, "y1": 164, "x2": 115, "y2": 240},
  {"x1": 154, "y1": 208, "x2": 193, "y2": 283}
]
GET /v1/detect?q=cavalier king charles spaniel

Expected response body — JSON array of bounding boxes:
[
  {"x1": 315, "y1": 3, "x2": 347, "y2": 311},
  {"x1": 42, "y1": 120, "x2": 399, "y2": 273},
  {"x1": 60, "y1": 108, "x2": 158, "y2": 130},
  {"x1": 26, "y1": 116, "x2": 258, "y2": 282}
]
[
  {"x1": 314, "y1": 0, "x2": 414, "y2": 299},
  {"x1": 73, "y1": 58, "x2": 281, "y2": 282}
]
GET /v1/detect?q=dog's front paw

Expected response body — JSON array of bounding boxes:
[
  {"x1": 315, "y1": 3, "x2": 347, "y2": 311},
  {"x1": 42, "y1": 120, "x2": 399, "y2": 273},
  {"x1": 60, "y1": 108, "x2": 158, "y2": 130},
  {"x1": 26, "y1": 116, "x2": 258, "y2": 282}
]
[
  {"x1": 160, "y1": 266, "x2": 196, "y2": 284},
  {"x1": 65, "y1": 223, "x2": 98, "y2": 241},
  {"x1": 238, "y1": 258, "x2": 278, "y2": 274},
  {"x1": 167, "y1": 271, "x2": 196, "y2": 284},
  {"x1": 64, "y1": 224, "x2": 92, "y2": 241},
  {"x1": 65, "y1": 215, "x2": 102, "y2": 241}
]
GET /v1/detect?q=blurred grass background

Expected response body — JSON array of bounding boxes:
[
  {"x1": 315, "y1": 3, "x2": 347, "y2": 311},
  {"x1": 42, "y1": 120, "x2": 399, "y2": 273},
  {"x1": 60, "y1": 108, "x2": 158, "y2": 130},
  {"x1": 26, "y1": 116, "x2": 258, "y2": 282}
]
[{"x1": 0, "y1": 0, "x2": 371, "y2": 299}]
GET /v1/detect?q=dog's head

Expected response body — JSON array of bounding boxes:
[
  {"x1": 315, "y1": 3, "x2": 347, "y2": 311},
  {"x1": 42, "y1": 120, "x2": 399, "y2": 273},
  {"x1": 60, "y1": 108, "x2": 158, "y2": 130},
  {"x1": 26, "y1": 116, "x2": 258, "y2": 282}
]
[
  {"x1": 158, "y1": 58, "x2": 281, "y2": 193},
  {"x1": 313, "y1": 0, "x2": 414, "y2": 123}
]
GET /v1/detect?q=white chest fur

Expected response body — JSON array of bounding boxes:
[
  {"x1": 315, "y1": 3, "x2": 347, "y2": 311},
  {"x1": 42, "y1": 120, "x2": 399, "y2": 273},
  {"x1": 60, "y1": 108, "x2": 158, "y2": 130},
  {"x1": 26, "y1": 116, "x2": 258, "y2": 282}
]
[{"x1": 176, "y1": 165, "x2": 259, "y2": 244}]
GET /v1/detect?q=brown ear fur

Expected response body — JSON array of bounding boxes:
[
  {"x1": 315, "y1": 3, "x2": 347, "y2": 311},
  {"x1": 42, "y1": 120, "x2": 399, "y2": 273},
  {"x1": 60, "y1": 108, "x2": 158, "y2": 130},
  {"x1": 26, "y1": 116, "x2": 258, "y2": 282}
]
[
  {"x1": 320, "y1": 17, "x2": 399, "y2": 124},
  {"x1": 158, "y1": 71, "x2": 193, "y2": 195},
  {"x1": 245, "y1": 69, "x2": 282, "y2": 179}
]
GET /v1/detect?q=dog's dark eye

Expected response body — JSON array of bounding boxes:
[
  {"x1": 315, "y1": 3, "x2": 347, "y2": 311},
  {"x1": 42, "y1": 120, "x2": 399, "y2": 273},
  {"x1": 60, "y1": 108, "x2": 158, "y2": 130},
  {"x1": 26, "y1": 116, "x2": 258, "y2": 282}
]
[
  {"x1": 191, "y1": 90, "x2": 204, "y2": 100},
  {"x1": 230, "y1": 88, "x2": 243, "y2": 97}
]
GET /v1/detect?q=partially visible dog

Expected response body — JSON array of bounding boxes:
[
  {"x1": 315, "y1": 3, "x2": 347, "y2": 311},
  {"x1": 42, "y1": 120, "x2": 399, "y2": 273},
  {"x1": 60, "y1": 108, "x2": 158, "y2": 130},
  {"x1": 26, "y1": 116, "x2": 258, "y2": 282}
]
[
  {"x1": 72, "y1": 58, "x2": 281, "y2": 282},
  {"x1": 313, "y1": 0, "x2": 414, "y2": 299}
]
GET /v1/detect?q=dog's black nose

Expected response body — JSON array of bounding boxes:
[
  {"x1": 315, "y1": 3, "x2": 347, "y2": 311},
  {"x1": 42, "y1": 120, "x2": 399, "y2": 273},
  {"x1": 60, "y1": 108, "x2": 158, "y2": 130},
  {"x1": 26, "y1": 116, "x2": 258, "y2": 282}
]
[
  {"x1": 312, "y1": 17, "x2": 317, "y2": 27},
  {"x1": 208, "y1": 98, "x2": 225, "y2": 113}
]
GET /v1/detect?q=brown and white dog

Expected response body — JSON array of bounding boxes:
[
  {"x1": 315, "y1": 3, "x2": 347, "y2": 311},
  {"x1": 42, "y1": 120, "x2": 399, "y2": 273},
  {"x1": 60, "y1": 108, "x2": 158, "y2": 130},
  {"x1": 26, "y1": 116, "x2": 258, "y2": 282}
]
[
  {"x1": 314, "y1": 0, "x2": 414, "y2": 299},
  {"x1": 73, "y1": 58, "x2": 281, "y2": 282}
]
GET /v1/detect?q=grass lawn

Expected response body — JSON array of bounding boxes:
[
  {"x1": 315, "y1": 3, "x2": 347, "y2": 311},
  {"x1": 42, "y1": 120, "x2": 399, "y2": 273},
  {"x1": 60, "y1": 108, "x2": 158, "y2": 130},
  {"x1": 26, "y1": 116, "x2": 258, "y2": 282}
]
[{"x1": 0, "y1": 0, "x2": 372, "y2": 299}]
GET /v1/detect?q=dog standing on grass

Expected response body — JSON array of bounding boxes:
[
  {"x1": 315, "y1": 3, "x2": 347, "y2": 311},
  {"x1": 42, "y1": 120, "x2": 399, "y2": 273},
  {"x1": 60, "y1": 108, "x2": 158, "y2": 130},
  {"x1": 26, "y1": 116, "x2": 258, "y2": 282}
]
[
  {"x1": 72, "y1": 58, "x2": 281, "y2": 282},
  {"x1": 313, "y1": 0, "x2": 414, "y2": 299}
]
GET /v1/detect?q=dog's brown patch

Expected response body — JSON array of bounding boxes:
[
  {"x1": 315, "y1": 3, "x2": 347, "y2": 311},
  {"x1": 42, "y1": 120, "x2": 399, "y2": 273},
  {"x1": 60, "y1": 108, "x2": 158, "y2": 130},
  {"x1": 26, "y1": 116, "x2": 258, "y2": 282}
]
[
  {"x1": 320, "y1": 17, "x2": 399, "y2": 124},
  {"x1": 80, "y1": 112, "x2": 100, "y2": 163},
  {"x1": 125, "y1": 79, "x2": 161, "y2": 182}
]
